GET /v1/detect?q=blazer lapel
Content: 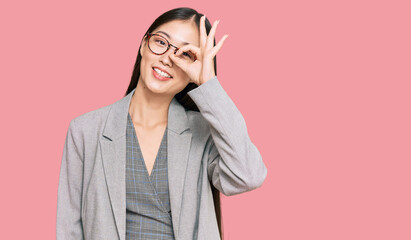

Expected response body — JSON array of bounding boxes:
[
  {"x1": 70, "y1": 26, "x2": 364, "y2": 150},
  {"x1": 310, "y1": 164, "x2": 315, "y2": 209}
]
[
  {"x1": 99, "y1": 90, "x2": 133, "y2": 240},
  {"x1": 99, "y1": 88, "x2": 192, "y2": 240},
  {"x1": 167, "y1": 97, "x2": 192, "y2": 238}
]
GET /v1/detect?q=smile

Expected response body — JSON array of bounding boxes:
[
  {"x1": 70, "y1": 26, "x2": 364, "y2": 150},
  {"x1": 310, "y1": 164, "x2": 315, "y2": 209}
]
[{"x1": 153, "y1": 67, "x2": 172, "y2": 78}]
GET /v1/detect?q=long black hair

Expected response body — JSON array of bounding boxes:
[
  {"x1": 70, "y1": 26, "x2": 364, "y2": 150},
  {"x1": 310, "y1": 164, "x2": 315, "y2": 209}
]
[{"x1": 124, "y1": 7, "x2": 223, "y2": 238}]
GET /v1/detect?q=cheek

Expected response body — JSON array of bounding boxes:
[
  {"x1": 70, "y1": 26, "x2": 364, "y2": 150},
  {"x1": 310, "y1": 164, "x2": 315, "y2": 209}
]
[{"x1": 140, "y1": 53, "x2": 153, "y2": 75}]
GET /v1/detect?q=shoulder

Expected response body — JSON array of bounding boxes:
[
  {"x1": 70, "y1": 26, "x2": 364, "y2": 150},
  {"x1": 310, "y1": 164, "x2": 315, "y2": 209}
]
[
  {"x1": 73, "y1": 104, "x2": 111, "y2": 127},
  {"x1": 67, "y1": 101, "x2": 114, "y2": 138}
]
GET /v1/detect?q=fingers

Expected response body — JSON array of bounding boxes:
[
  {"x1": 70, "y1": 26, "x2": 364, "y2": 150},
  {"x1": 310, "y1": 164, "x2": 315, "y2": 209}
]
[
  {"x1": 206, "y1": 20, "x2": 220, "y2": 50},
  {"x1": 169, "y1": 54, "x2": 189, "y2": 71},
  {"x1": 175, "y1": 44, "x2": 201, "y2": 59},
  {"x1": 199, "y1": 15, "x2": 228, "y2": 59},
  {"x1": 200, "y1": 15, "x2": 207, "y2": 49},
  {"x1": 209, "y1": 34, "x2": 229, "y2": 58}
]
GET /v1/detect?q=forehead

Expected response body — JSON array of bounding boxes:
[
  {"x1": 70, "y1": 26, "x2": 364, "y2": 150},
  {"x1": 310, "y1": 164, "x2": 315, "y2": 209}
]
[{"x1": 152, "y1": 20, "x2": 200, "y2": 47}]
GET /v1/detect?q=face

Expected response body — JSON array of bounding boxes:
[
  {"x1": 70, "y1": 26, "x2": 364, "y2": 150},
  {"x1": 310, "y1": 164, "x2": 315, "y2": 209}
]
[{"x1": 139, "y1": 19, "x2": 200, "y2": 97}]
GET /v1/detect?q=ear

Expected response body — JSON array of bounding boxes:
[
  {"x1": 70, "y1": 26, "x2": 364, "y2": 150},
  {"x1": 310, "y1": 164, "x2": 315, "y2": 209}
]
[{"x1": 140, "y1": 35, "x2": 148, "y2": 57}]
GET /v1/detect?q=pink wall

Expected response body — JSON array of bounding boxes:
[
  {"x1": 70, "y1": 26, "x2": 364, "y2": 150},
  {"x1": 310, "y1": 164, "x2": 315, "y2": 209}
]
[{"x1": 1, "y1": 0, "x2": 410, "y2": 239}]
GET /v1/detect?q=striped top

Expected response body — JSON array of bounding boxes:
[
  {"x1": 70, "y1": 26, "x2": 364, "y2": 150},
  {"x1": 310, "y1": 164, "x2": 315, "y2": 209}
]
[{"x1": 125, "y1": 112, "x2": 175, "y2": 239}]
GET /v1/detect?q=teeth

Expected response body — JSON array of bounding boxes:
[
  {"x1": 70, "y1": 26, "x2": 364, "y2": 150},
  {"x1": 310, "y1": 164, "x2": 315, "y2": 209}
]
[{"x1": 154, "y1": 68, "x2": 171, "y2": 78}]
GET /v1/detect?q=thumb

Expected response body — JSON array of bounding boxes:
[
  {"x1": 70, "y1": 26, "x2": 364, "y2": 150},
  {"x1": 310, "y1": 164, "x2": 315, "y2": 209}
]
[{"x1": 169, "y1": 54, "x2": 187, "y2": 71}]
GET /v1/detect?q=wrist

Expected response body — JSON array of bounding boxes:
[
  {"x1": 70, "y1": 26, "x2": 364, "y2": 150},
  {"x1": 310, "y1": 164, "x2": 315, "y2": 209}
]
[{"x1": 199, "y1": 74, "x2": 216, "y2": 86}]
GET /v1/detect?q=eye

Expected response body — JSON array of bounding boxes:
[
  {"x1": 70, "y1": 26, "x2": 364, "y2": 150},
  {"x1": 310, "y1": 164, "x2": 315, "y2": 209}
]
[
  {"x1": 181, "y1": 51, "x2": 195, "y2": 60},
  {"x1": 155, "y1": 39, "x2": 167, "y2": 46}
]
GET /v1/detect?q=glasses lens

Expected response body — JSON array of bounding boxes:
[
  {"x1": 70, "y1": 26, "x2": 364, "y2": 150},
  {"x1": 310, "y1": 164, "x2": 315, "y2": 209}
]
[
  {"x1": 148, "y1": 34, "x2": 196, "y2": 62},
  {"x1": 148, "y1": 34, "x2": 168, "y2": 54}
]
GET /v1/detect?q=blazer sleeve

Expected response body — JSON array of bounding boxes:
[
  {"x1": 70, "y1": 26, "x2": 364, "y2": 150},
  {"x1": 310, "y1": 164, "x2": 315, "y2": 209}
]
[
  {"x1": 187, "y1": 76, "x2": 267, "y2": 196},
  {"x1": 56, "y1": 119, "x2": 84, "y2": 239}
]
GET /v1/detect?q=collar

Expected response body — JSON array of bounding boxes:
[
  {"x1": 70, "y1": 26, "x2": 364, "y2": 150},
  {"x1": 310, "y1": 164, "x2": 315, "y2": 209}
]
[{"x1": 102, "y1": 88, "x2": 190, "y2": 141}]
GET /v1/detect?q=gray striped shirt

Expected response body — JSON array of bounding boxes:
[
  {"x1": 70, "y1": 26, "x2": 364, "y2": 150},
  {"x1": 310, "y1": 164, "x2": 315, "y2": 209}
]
[{"x1": 126, "y1": 112, "x2": 175, "y2": 239}]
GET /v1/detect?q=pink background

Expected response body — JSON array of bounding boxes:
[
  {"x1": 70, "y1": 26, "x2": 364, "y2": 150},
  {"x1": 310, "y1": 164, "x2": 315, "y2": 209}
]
[{"x1": 1, "y1": 0, "x2": 410, "y2": 239}]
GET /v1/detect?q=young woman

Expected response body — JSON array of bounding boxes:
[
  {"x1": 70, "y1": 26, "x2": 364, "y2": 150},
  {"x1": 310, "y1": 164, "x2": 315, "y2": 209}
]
[{"x1": 57, "y1": 7, "x2": 267, "y2": 240}]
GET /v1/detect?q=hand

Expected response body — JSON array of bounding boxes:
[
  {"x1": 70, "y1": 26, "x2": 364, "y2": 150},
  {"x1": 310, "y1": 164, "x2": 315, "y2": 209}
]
[{"x1": 169, "y1": 15, "x2": 229, "y2": 85}]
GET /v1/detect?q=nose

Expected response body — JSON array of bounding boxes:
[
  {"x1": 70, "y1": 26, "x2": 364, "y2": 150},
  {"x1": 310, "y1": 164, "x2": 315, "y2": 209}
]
[{"x1": 159, "y1": 47, "x2": 177, "y2": 67}]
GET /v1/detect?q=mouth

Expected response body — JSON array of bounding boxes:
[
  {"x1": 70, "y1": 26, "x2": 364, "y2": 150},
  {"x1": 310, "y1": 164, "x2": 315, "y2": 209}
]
[{"x1": 152, "y1": 67, "x2": 173, "y2": 81}]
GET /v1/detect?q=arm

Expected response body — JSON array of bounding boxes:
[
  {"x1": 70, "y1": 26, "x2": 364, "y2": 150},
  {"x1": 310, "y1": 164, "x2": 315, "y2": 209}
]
[
  {"x1": 187, "y1": 76, "x2": 267, "y2": 196},
  {"x1": 56, "y1": 119, "x2": 84, "y2": 239}
]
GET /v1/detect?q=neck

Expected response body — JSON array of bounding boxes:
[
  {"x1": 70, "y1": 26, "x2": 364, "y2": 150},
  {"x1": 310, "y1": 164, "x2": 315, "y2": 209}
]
[{"x1": 128, "y1": 78, "x2": 173, "y2": 129}]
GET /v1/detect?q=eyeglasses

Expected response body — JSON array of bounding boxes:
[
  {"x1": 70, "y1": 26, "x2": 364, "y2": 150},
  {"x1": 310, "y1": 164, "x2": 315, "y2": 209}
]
[{"x1": 146, "y1": 33, "x2": 197, "y2": 62}]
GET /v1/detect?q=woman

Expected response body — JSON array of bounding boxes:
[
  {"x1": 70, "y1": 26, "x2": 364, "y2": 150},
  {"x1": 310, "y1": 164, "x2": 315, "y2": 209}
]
[{"x1": 57, "y1": 7, "x2": 267, "y2": 240}]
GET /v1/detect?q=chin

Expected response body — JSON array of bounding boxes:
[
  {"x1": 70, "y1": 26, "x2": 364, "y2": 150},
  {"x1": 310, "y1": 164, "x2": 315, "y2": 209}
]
[
  {"x1": 142, "y1": 72, "x2": 187, "y2": 96},
  {"x1": 144, "y1": 78, "x2": 173, "y2": 95},
  {"x1": 147, "y1": 83, "x2": 169, "y2": 94}
]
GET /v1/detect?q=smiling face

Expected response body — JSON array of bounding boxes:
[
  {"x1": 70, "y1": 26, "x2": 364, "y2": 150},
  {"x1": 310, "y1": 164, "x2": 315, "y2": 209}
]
[{"x1": 138, "y1": 19, "x2": 200, "y2": 97}]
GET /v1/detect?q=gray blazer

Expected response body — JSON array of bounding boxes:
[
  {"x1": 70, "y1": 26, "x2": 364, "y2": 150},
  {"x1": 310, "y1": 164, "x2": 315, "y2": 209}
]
[{"x1": 56, "y1": 76, "x2": 267, "y2": 240}]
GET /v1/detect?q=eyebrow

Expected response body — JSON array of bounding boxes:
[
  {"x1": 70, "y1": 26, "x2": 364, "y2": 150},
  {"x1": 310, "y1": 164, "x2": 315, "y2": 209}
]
[{"x1": 154, "y1": 30, "x2": 190, "y2": 45}]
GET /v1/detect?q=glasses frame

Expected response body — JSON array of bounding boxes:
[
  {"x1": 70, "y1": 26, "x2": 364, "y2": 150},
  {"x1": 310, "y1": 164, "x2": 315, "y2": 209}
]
[{"x1": 145, "y1": 33, "x2": 197, "y2": 62}]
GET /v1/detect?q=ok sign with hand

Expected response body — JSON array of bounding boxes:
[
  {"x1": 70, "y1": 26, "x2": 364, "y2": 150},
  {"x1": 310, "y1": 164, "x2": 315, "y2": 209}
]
[{"x1": 169, "y1": 15, "x2": 229, "y2": 86}]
